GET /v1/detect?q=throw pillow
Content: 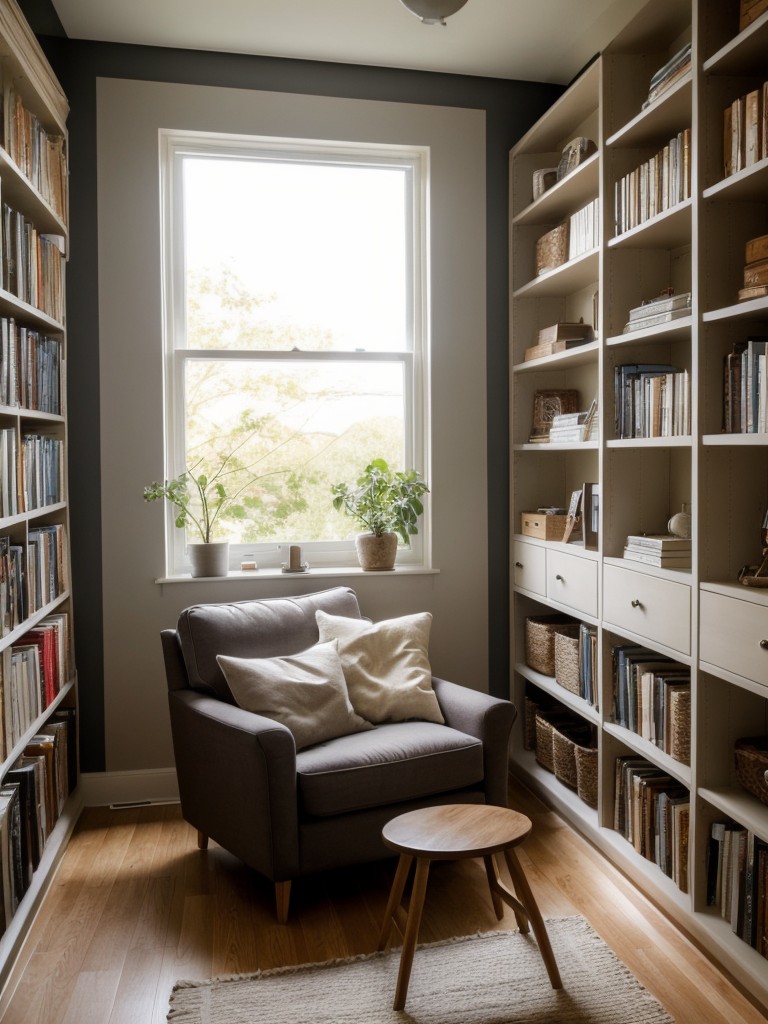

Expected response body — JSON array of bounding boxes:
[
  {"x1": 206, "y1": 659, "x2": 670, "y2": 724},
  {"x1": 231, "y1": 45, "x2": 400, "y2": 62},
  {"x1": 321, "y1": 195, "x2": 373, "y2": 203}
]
[
  {"x1": 315, "y1": 610, "x2": 444, "y2": 725},
  {"x1": 217, "y1": 639, "x2": 373, "y2": 751}
]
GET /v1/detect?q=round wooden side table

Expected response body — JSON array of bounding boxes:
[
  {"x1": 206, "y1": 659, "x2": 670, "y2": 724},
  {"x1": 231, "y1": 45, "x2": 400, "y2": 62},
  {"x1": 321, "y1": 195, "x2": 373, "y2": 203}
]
[{"x1": 377, "y1": 803, "x2": 562, "y2": 1011}]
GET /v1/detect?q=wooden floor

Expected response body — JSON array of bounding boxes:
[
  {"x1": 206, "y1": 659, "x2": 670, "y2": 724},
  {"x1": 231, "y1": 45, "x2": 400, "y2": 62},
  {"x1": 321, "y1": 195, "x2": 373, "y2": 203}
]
[{"x1": 0, "y1": 785, "x2": 766, "y2": 1024}]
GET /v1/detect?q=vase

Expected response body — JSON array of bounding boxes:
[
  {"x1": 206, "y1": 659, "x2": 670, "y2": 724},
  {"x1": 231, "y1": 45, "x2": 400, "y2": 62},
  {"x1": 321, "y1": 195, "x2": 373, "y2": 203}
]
[
  {"x1": 188, "y1": 541, "x2": 230, "y2": 578},
  {"x1": 355, "y1": 532, "x2": 398, "y2": 571}
]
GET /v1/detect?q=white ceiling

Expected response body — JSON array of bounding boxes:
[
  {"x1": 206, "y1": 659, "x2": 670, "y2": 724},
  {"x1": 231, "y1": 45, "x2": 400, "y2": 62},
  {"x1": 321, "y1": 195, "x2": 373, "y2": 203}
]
[{"x1": 49, "y1": 0, "x2": 648, "y2": 85}]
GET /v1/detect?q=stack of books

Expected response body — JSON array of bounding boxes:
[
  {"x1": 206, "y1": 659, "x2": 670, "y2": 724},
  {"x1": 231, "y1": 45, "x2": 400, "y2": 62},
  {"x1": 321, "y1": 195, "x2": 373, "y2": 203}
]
[
  {"x1": 548, "y1": 399, "x2": 598, "y2": 443},
  {"x1": 567, "y1": 198, "x2": 599, "y2": 261},
  {"x1": 623, "y1": 291, "x2": 691, "y2": 333},
  {"x1": 614, "y1": 363, "x2": 690, "y2": 438},
  {"x1": 524, "y1": 320, "x2": 593, "y2": 362},
  {"x1": 614, "y1": 129, "x2": 692, "y2": 236},
  {"x1": 623, "y1": 533, "x2": 691, "y2": 569},
  {"x1": 707, "y1": 823, "x2": 768, "y2": 955},
  {"x1": 739, "y1": 233, "x2": 768, "y2": 303},
  {"x1": 614, "y1": 755, "x2": 689, "y2": 892},
  {"x1": 724, "y1": 83, "x2": 768, "y2": 179},
  {"x1": 723, "y1": 335, "x2": 768, "y2": 432},
  {"x1": 642, "y1": 43, "x2": 692, "y2": 110}
]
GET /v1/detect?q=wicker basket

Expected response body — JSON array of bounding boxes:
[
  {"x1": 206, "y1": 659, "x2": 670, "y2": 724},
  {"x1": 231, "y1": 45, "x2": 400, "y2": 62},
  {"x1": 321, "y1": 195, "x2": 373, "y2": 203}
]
[
  {"x1": 525, "y1": 615, "x2": 579, "y2": 676},
  {"x1": 535, "y1": 222, "x2": 568, "y2": 275},
  {"x1": 534, "y1": 712, "x2": 555, "y2": 772},
  {"x1": 552, "y1": 727, "x2": 579, "y2": 788},
  {"x1": 575, "y1": 745, "x2": 598, "y2": 808},
  {"x1": 734, "y1": 737, "x2": 768, "y2": 806},
  {"x1": 554, "y1": 631, "x2": 581, "y2": 696},
  {"x1": 523, "y1": 696, "x2": 539, "y2": 750}
]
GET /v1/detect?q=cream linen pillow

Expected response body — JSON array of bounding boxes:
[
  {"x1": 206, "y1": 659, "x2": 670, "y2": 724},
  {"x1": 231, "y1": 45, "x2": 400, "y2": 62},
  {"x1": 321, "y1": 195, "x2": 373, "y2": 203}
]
[
  {"x1": 315, "y1": 610, "x2": 444, "y2": 725},
  {"x1": 217, "y1": 640, "x2": 372, "y2": 751}
]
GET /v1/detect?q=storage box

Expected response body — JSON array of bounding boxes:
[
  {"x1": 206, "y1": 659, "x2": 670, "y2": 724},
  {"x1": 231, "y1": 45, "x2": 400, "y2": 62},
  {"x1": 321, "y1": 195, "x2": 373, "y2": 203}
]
[
  {"x1": 535, "y1": 222, "x2": 568, "y2": 275},
  {"x1": 554, "y1": 630, "x2": 581, "y2": 695},
  {"x1": 734, "y1": 736, "x2": 768, "y2": 805},
  {"x1": 525, "y1": 615, "x2": 579, "y2": 675},
  {"x1": 521, "y1": 512, "x2": 568, "y2": 541}
]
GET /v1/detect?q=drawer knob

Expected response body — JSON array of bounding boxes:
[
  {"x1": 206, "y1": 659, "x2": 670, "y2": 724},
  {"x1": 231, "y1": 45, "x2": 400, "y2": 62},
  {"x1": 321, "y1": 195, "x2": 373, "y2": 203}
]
[
  {"x1": 761, "y1": 639, "x2": 768, "y2": 651},
  {"x1": 631, "y1": 599, "x2": 643, "y2": 609},
  {"x1": 555, "y1": 574, "x2": 564, "y2": 582},
  {"x1": 515, "y1": 561, "x2": 523, "y2": 569}
]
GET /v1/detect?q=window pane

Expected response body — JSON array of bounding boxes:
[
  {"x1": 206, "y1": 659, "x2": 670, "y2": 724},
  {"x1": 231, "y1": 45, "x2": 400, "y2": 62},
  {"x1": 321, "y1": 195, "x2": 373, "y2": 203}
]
[
  {"x1": 183, "y1": 156, "x2": 410, "y2": 353},
  {"x1": 183, "y1": 358, "x2": 406, "y2": 543}
]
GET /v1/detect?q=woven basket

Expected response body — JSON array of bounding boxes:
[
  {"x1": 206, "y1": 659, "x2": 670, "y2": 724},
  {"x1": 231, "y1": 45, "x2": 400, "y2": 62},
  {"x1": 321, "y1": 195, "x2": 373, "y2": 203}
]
[
  {"x1": 734, "y1": 737, "x2": 768, "y2": 806},
  {"x1": 552, "y1": 727, "x2": 578, "y2": 788},
  {"x1": 525, "y1": 616, "x2": 579, "y2": 676},
  {"x1": 523, "y1": 696, "x2": 539, "y2": 750},
  {"x1": 554, "y1": 631, "x2": 581, "y2": 696},
  {"x1": 575, "y1": 745, "x2": 598, "y2": 808},
  {"x1": 534, "y1": 712, "x2": 555, "y2": 772},
  {"x1": 668, "y1": 688, "x2": 691, "y2": 766}
]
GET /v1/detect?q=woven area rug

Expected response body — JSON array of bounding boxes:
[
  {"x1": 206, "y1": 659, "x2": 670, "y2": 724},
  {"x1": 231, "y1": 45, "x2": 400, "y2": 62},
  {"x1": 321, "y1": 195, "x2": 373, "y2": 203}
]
[{"x1": 167, "y1": 916, "x2": 674, "y2": 1023}]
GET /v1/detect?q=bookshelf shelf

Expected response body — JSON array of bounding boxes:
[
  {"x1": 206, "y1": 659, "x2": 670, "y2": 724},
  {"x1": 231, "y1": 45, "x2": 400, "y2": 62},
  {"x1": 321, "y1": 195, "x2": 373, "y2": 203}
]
[
  {"x1": 513, "y1": 154, "x2": 600, "y2": 227},
  {"x1": 0, "y1": 0, "x2": 77, "y2": 995},
  {"x1": 510, "y1": 3, "x2": 768, "y2": 1005},
  {"x1": 512, "y1": 340, "x2": 599, "y2": 373}
]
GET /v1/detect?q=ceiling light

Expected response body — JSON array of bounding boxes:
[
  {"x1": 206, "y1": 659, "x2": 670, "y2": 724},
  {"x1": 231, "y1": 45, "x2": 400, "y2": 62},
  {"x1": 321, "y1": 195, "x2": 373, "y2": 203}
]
[{"x1": 398, "y1": 0, "x2": 470, "y2": 26}]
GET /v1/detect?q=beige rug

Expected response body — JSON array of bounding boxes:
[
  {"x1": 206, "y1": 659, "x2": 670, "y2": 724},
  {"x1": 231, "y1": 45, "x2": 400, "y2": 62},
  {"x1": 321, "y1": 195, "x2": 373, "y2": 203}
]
[{"x1": 167, "y1": 916, "x2": 674, "y2": 1023}]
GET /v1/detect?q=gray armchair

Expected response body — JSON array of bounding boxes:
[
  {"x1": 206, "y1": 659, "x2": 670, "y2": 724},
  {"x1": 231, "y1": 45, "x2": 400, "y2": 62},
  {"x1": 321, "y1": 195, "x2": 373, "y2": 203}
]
[{"x1": 161, "y1": 586, "x2": 517, "y2": 922}]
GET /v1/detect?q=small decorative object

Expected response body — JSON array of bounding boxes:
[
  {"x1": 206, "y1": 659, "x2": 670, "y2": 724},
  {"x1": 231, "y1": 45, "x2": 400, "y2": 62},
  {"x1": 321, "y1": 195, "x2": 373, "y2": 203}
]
[
  {"x1": 532, "y1": 167, "x2": 558, "y2": 200},
  {"x1": 282, "y1": 544, "x2": 309, "y2": 574},
  {"x1": 562, "y1": 488, "x2": 583, "y2": 544},
  {"x1": 667, "y1": 502, "x2": 692, "y2": 539},
  {"x1": 528, "y1": 389, "x2": 580, "y2": 443},
  {"x1": 738, "y1": 507, "x2": 768, "y2": 587},
  {"x1": 331, "y1": 458, "x2": 429, "y2": 571},
  {"x1": 520, "y1": 510, "x2": 568, "y2": 541},
  {"x1": 240, "y1": 555, "x2": 258, "y2": 571},
  {"x1": 556, "y1": 137, "x2": 597, "y2": 181}
]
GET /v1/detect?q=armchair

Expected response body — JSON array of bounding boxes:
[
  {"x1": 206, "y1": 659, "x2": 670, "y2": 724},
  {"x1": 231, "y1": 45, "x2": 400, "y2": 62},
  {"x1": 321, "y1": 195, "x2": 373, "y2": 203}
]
[{"x1": 161, "y1": 587, "x2": 516, "y2": 922}]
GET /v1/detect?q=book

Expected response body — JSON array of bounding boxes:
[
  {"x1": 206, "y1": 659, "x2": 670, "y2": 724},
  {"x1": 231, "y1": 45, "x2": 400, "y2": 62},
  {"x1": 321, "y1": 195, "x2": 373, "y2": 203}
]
[
  {"x1": 628, "y1": 291, "x2": 691, "y2": 321},
  {"x1": 746, "y1": 233, "x2": 768, "y2": 265},
  {"x1": 623, "y1": 306, "x2": 691, "y2": 333},
  {"x1": 744, "y1": 258, "x2": 768, "y2": 288},
  {"x1": 536, "y1": 321, "x2": 593, "y2": 347},
  {"x1": 623, "y1": 547, "x2": 691, "y2": 568},
  {"x1": 625, "y1": 534, "x2": 691, "y2": 551},
  {"x1": 738, "y1": 284, "x2": 768, "y2": 301},
  {"x1": 745, "y1": 89, "x2": 762, "y2": 167},
  {"x1": 523, "y1": 337, "x2": 591, "y2": 362}
]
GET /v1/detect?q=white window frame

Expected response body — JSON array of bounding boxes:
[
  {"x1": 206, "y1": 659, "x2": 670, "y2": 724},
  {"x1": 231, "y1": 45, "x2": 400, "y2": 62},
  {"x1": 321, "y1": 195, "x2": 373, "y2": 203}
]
[{"x1": 159, "y1": 130, "x2": 430, "y2": 576}]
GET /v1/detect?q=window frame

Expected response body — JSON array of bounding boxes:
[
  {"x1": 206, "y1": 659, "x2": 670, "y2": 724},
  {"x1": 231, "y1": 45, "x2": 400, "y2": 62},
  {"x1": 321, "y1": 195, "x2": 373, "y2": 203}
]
[{"x1": 159, "y1": 130, "x2": 430, "y2": 576}]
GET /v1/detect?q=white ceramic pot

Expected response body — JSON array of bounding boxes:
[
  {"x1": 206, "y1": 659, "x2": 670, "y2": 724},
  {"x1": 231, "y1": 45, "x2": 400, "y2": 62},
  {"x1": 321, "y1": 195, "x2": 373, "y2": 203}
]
[
  {"x1": 355, "y1": 532, "x2": 398, "y2": 571},
  {"x1": 188, "y1": 541, "x2": 230, "y2": 578}
]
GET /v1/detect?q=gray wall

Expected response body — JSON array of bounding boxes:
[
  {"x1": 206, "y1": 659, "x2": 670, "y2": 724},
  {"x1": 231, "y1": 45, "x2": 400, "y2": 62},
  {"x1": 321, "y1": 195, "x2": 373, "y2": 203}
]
[{"x1": 32, "y1": 31, "x2": 561, "y2": 773}]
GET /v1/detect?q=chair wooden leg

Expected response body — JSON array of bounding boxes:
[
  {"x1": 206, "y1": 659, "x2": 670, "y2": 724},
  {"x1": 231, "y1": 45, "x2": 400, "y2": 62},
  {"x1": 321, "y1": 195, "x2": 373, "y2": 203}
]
[
  {"x1": 483, "y1": 854, "x2": 505, "y2": 920},
  {"x1": 393, "y1": 857, "x2": 431, "y2": 1012},
  {"x1": 197, "y1": 830, "x2": 208, "y2": 850},
  {"x1": 275, "y1": 881, "x2": 291, "y2": 924},
  {"x1": 503, "y1": 848, "x2": 561, "y2": 989},
  {"x1": 378, "y1": 854, "x2": 413, "y2": 950}
]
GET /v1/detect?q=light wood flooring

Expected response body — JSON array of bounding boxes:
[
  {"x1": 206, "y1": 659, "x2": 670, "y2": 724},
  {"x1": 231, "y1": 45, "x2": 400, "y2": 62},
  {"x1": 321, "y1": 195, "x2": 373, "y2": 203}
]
[{"x1": 0, "y1": 784, "x2": 765, "y2": 1024}]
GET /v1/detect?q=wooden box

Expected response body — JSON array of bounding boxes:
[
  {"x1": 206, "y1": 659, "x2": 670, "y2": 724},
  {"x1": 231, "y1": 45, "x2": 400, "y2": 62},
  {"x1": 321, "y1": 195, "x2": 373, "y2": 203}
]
[
  {"x1": 521, "y1": 512, "x2": 568, "y2": 540},
  {"x1": 535, "y1": 222, "x2": 568, "y2": 275}
]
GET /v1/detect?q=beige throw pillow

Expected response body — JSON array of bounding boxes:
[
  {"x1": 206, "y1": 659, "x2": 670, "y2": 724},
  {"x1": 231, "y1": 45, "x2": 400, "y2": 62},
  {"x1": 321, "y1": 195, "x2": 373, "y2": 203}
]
[
  {"x1": 217, "y1": 640, "x2": 373, "y2": 751},
  {"x1": 315, "y1": 610, "x2": 444, "y2": 725}
]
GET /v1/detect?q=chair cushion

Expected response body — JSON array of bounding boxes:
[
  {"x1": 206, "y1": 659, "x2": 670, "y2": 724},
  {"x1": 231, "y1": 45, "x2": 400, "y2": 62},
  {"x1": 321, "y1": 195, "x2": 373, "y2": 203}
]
[
  {"x1": 217, "y1": 640, "x2": 373, "y2": 751},
  {"x1": 315, "y1": 610, "x2": 444, "y2": 724},
  {"x1": 295, "y1": 721, "x2": 483, "y2": 817},
  {"x1": 177, "y1": 587, "x2": 362, "y2": 700}
]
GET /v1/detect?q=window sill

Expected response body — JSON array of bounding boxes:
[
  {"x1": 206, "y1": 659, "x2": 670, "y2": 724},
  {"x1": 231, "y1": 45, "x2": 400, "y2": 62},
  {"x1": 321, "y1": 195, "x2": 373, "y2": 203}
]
[{"x1": 155, "y1": 565, "x2": 440, "y2": 583}]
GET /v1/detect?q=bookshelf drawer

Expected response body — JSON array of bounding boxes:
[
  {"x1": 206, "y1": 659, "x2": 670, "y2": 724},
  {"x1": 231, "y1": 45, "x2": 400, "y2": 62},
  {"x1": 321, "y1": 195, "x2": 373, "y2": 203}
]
[
  {"x1": 546, "y1": 550, "x2": 598, "y2": 617},
  {"x1": 603, "y1": 564, "x2": 691, "y2": 655},
  {"x1": 513, "y1": 540, "x2": 546, "y2": 596},
  {"x1": 700, "y1": 591, "x2": 768, "y2": 688}
]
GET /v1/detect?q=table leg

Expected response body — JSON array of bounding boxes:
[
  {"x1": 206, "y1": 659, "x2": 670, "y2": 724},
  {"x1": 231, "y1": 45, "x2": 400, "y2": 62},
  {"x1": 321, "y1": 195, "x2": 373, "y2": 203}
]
[
  {"x1": 503, "y1": 848, "x2": 562, "y2": 989},
  {"x1": 377, "y1": 854, "x2": 413, "y2": 950},
  {"x1": 483, "y1": 855, "x2": 504, "y2": 920},
  {"x1": 393, "y1": 856, "x2": 431, "y2": 1011}
]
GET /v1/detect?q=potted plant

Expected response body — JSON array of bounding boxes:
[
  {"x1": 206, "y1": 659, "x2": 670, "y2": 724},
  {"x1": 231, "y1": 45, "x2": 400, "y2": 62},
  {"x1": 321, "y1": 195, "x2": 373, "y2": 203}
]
[
  {"x1": 143, "y1": 461, "x2": 246, "y2": 578},
  {"x1": 331, "y1": 458, "x2": 429, "y2": 570}
]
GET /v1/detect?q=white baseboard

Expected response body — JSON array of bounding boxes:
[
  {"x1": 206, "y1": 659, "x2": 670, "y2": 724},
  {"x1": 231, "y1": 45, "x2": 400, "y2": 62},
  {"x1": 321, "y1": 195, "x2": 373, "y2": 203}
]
[{"x1": 79, "y1": 768, "x2": 180, "y2": 807}]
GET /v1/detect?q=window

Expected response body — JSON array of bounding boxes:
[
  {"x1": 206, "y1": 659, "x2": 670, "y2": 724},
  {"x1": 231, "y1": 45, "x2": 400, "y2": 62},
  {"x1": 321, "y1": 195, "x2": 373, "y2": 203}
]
[{"x1": 160, "y1": 131, "x2": 429, "y2": 574}]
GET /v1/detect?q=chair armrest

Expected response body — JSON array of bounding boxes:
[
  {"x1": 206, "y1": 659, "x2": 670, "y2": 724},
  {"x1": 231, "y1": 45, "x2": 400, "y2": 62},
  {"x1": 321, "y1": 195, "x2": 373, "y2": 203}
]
[
  {"x1": 168, "y1": 689, "x2": 300, "y2": 880},
  {"x1": 432, "y1": 677, "x2": 517, "y2": 808}
]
